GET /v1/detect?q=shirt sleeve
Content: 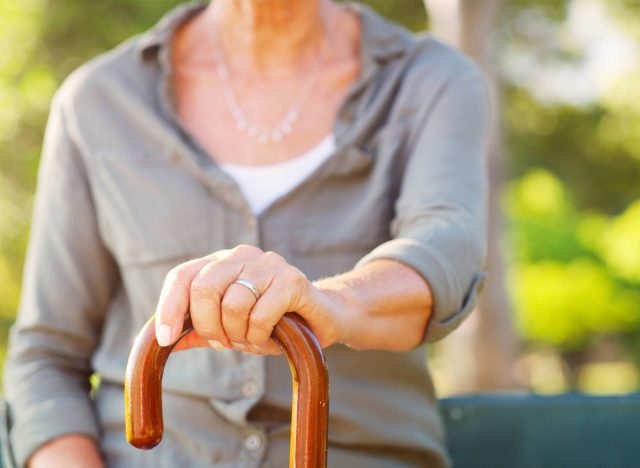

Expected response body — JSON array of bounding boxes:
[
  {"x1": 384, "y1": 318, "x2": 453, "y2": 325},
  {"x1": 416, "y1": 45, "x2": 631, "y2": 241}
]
[
  {"x1": 3, "y1": 91, "x2": 119, "y2": 467},
  {"x1": 356, "y1": 67, "x2": 491, "y2": 343}
]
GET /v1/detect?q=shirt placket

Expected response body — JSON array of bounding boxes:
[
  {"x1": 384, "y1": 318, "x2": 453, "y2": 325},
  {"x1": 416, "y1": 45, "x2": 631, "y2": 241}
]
[{"x1": 148, "y1": 11, "x2": 271, "y2": 465}]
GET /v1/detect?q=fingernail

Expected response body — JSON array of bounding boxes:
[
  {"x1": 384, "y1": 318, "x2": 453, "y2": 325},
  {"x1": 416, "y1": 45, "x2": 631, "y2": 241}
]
[
  {"x1": 208, "y1": 340, "x2": 225, "y2": 351},
  {"x1": 232, "y1": 342, "x2": 246, "y2": 351},
  {"x1": 157, "y1": 324, "x2": 172, "y2": 347}
]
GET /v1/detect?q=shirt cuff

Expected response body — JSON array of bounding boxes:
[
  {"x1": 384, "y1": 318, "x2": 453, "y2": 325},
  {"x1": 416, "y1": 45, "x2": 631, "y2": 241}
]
[
  {"x1": 9, "y1": 397, "x2": 99, "y2": 467},
  {"x1": 356, "y1": 238, "x2": 486, "y2": 343}
]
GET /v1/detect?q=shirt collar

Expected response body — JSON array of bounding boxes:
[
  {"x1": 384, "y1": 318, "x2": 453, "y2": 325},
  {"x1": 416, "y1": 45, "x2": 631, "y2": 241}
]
[
  {"x1": 136, "y1": 1, "x2": 206, "y2": 62},
  {"x1": 135, "y1": 1, "x2": 410, "y2": 64},
  {"x1": 347, "y1": 2, "x2": 410, "y2": 62}
]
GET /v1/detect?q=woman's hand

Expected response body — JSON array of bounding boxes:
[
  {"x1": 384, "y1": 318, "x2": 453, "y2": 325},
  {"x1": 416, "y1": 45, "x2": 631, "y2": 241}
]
[{"x1": 155, "y1": 245, "x2": 347, "y2": 354}]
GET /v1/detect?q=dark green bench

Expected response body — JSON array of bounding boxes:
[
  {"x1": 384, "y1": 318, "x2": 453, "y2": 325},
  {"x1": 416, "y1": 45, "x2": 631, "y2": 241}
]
[
  {"x1": 439, "y1": 393, "x2": 640, "y2": 468},
  {"x1": 2, "y1": 394, "x2": 639, "y2": 467}
]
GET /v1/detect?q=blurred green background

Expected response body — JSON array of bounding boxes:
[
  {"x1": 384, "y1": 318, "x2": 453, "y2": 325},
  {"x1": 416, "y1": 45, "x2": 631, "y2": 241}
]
[{"x1": 1, "y1": 0, "x2": 639, "y2": 395}]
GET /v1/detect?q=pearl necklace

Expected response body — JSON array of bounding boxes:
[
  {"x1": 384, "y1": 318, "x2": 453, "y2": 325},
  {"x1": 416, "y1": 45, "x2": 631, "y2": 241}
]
[{"x1": 210, "y1": 22, "x2": 328, "y2": 145}]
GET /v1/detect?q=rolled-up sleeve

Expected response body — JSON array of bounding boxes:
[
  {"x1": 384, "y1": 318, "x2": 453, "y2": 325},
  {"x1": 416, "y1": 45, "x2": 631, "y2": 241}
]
[
  {"x1": 357, "y1": 68, "x2": 491, "y2": 342},
  {"x1": 3, "y1": 90, "x2": 118, "y2": 466}
]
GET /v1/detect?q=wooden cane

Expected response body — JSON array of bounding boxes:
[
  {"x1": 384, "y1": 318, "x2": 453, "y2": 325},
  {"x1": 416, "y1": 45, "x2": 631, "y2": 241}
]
[{"x1": 124, "y1": 312, "x2": 329, "y2": 468}]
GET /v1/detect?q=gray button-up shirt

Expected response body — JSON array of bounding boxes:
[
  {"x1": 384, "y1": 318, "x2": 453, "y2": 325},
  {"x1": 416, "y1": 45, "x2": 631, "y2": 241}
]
[{"x1": 4, "y1": 2, "x2": 490, "y2": 467}]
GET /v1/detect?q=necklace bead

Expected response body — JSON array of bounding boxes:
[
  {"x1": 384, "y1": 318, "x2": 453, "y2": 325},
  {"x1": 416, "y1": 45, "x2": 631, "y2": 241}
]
[{"x1": 209, "y1": 20, "x2": 329, "y2": 145}]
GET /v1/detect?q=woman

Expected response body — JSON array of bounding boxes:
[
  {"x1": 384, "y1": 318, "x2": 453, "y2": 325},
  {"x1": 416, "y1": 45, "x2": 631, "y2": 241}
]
[{"x1": 5, "y1": 0, "x2": 490, "y2": 466}]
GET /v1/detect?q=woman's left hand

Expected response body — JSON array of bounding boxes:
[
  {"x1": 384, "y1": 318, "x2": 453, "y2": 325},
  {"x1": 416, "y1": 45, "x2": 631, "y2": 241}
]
[{"x1": 154, "y1": 244, "x2": 347, "y2": 355}]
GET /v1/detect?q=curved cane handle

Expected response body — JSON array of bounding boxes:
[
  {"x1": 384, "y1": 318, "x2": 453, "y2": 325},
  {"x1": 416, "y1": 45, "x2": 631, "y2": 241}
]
[{"x1": 124, "y1": 313, "x2": 329, "y2": 468}]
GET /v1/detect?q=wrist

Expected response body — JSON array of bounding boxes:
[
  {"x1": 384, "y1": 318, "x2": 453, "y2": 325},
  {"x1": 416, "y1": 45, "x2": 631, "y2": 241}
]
[{"x1": 312, "y1": 277, "x2": 364, "y2": 348}]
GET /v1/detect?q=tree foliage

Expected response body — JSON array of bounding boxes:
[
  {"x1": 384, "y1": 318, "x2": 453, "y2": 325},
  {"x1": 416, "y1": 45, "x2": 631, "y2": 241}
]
[
  {"x1": 500, "y1": 0, "x2": 640, "y2": 362},
  {"x1": 1, "y1": 0, "x2": 639, "y2": 390}
]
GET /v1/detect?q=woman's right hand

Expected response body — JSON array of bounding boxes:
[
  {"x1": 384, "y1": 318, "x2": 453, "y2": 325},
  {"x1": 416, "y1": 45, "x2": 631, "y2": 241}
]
[
  {"x1": 155, "y1": 245, "x2": 347, "y2": 355},
  {"x1": 28, "y1": 434, "x2": 104, "y2": 468}
]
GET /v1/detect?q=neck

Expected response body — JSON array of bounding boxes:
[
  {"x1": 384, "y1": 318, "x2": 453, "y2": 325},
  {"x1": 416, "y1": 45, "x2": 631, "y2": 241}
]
[{"x1": 205, "y1": 0, "x2": 332, "y2": 73}]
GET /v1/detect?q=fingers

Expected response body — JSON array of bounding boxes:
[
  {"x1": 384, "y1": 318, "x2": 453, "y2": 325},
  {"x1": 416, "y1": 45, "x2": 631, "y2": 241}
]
[
  {"x1": 192, "y1": 249, "x2": 281, "y2": 347},
  {"x1": 156, "y1": 245, "x2": 314, "y2": 356},
  {"x1": 246, "y1": 266, "x2": 309, "y2": 346},
  {"x1": 170, "y1": 330, "x2": 209, "y2": 352},
  {"x1": 246, "y1": 282, "x2": 296, "y2": 346},
  {"x1": 169, "y1": 329, "x2": 281, "y2": 355},
  {"x1": 155, "y1": 257, "x2": 212, "y2": 346},
  {"x1": 189, "y1": 258, "x2": 242, "y2": 346},
  {"x1": 189, "y1": 245, "x2": 269, "y2": 346},
  {"x1": 220, "y1": 280, "x2": 263, "y2": 344},
  {"x1": 157, "y1": 245, "x2": 257, "y2": 348}
]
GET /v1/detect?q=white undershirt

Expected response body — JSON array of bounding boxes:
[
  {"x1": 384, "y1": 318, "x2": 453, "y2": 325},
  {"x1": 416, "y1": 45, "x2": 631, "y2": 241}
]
[{"x1": 219, "y1": 134, "x2": 336, "y2": 215}]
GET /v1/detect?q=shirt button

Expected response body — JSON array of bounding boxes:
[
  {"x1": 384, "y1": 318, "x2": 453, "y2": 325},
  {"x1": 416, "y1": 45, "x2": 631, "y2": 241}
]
[
  {"x1": 242, "y1": 379, "x2": 260, "y2": 398},
  {"x1": 244, "y1": 433, "x2": 263, "y2": 452}
]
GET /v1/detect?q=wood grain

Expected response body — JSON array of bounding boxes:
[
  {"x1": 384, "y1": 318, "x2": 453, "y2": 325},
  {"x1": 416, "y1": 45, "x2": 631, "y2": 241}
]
[{"x1": 124, "y1": 312, "x2": 329, "y2": 467}]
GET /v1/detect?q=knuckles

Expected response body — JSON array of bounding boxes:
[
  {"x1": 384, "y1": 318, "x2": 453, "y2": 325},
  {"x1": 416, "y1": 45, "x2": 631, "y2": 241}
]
[
  {"x1": 190, "y1": 276, "x2": 220, "y2": 301},
  {"x1": 262, "y1": 250, "x2": 285, "y2": 265},
  {"x1": 247, "y1": 317, "x2": 274, "y2": 345},
  {"x1": 232, "y1": 244, "x2": 263, "y2": 258},
  {"x1": 279, "y1": 266, "x2": 309, "y2": 294},
  {"x1": 220, "y1": 295, "x2": 249, "y2": 317},
  {"x1": 288, "y1": 266, "x2": 307, "y2": 285},
  {"x1": 167, "y1": 265, "x2": 193, "y2": 287}
]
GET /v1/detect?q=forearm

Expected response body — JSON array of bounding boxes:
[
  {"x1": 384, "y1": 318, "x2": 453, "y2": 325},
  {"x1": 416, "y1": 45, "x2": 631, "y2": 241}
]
[
  {"x1": 314, "y1": 259, "x2": 433, "y2": 352},
  {"x1": 157, "y1": 248, "x2": 434, "y2": 354},
  {"x1": 28, "y1": 435, "x2": 104, "y2": 468}
]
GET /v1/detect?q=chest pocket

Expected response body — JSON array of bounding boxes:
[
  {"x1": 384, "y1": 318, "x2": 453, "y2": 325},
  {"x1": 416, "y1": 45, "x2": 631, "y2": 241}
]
[
  {"x1": 256, "y1": 137, "x2": 403, "y2": 279},
  {"x1": 290, "y1": 200, "x2": 393, "y2": 281},
  {"x1": 283, "y1": 146, "x2": 396, "y2": 279},
  {"x1": 92, "y1": 148, "x2": 215, "y2": 268}
]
